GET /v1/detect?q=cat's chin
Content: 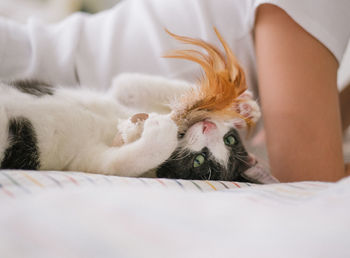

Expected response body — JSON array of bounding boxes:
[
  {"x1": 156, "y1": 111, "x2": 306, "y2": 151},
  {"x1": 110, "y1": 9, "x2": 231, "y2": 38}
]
[
  {"x1": 184, "y1": 119, "x2": 228, "y2": 142},
  {"x1": 188, "y1": 120, "x2": 217, "y2": 134}
]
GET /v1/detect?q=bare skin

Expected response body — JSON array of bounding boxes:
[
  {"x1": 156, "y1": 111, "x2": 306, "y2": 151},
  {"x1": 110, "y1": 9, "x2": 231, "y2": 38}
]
[
  {"x1": 340, "y1": 82, "x2": 350, "y2": 175},
  {"x1": 254, "y1": 4, "x2": 346, "y2": 182},
  {"x1": 340, "y1": 82, "x2": 350, "y2": 132}
]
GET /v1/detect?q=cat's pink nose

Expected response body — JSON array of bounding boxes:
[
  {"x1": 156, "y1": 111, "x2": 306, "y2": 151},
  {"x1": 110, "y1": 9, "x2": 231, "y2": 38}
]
[{"x1": 202, "y1": 121, "x2": 217, "y2": 134}]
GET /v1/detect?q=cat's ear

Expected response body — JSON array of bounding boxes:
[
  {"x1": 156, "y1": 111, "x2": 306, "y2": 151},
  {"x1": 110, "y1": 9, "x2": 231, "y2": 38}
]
[
  {"x1": 241, "y1": 154, "x2": 279, "y2": 184},
  {"x1": 232, "y1": 90, "x2": 261, "y2": 129},
  {"x1": 242, "y1": 164, "x2": 279, "y2": 184}
]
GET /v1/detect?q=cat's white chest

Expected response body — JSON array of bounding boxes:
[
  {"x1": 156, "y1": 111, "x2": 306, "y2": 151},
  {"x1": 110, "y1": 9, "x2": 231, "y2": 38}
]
[{"x1": 35, "y1": 91, "x2": 124, "y2": 170}]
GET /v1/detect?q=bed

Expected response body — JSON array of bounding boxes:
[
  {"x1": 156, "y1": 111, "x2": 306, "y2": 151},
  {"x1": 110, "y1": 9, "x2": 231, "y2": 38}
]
[
  {"x1": 1, "y1": 169, "x2": 349, "y2": 258},
  {"x1": 1, "y1": 1, "x2": 350, "y2": 257}
]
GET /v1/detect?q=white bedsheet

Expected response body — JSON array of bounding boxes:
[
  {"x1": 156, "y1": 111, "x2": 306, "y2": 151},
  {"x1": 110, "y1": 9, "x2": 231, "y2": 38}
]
[{"x1": 0, "y1": 170, "x2": 350, "y2": 258}]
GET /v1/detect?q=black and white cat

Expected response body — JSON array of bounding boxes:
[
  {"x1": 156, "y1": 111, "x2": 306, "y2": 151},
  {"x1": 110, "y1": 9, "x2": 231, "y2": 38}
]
[{"x1": 0, "y1": 73, "x2": 273, "y2": 182}]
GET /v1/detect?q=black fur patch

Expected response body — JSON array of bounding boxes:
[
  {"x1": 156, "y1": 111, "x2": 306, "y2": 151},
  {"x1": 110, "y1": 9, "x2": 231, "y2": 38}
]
[
  {"x1": 225, "y1": 129, "x2": 251, "y2": 181},
  {"x1": 9, "y1": 80, "x2": 54, "y2": 97},
  {"x1": 156, "y1": 147, "x2": 225, "y2": 180},
  {"x1": 1, "y1": 117, "x2": 40, "y2": 170},
  {"x1": 156, "y1": 128, "x2": 252, "y2": 181}
]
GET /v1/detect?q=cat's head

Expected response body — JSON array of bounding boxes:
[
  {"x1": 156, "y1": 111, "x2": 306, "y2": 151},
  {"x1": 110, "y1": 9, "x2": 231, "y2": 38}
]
[
  {"x1": 156, "y1": 118, "x2": 255, "y2": 181},
  {"x1": 157, "y1": 29, "x2": 269, "y2": 182}
]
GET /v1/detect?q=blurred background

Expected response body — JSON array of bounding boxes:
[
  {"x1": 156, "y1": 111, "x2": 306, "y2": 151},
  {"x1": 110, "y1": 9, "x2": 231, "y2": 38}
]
[
  {"x1": 1, "y1": 0, "x2": 349, "y2": 88},
  {"x1": 0, "y1": 0, "x2": 122, "y2": 22},
  {"x1": 1, "y1": 0, "x2": 350, "y2": 160}
]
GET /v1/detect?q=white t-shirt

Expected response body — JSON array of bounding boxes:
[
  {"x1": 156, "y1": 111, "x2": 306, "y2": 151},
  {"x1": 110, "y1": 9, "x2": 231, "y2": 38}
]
[{"x1": 0, "y1": 0, "x2": 349, "y2": 91}]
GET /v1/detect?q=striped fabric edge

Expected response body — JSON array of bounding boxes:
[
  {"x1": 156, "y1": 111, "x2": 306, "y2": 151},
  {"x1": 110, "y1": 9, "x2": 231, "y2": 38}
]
[{"x1": 0, "y1": 170, "x2": 255, "y2": 198}]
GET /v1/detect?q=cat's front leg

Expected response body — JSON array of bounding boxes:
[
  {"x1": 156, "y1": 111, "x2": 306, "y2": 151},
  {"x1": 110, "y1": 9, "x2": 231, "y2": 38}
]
[
  {"x1": 104, "y1": 114, "x2": 178, "y2": 177},
  {"x1": 109, "y1": 73, "x2": 192, "y2": 113},
  {"x1": 231, "y1": 90, "x2": 261, "y2": 129}
]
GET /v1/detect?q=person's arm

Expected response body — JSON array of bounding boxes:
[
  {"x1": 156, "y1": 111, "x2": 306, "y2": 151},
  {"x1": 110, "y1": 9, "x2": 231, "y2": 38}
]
[
  {"x1": 340, "y1": 82, "x2": 350, "y2": 132},
  {"x1": 254, "y1": 4, "x2": 346, "y2": 182}
]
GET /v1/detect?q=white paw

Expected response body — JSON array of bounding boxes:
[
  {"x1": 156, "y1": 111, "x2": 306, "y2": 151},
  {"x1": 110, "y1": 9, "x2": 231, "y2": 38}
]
[
  {"x1": 141, "y1": 114, "x2": 178, "y2": 154},
  {"x1": 110, "y1": 74, "x2": 141, "y2": 106},
  {"x1": 116, "y1": 118, "x2": 145, "y2": 145},
  {"x1": 231, "y1": 90, "x2": 261, "y2": 128},
  {"x1": 237, "y1": 100, "x2": 261, "y2": 123},
  {"x1": 143, "y1": 114, "x2": 178, "y2": 139}
]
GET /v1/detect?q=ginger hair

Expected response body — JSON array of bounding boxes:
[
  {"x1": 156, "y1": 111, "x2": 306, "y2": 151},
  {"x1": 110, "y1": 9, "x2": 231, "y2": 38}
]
[{"x1": 164, "y1": 28, "x2": 254, "y2": 133}]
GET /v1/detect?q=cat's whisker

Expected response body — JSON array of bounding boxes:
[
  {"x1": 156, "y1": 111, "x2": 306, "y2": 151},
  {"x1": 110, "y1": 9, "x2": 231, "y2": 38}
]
[
  {"x1": 170, "y1": 150, "x2": 192, "y2": 161},
  {"x1": 234, "y1": 151, "x2": 249, "y2": 155},
  {"x1": 171, "y1": 155, "x2": 190, "y2": 161},
  {"x1": 207, "y1": 167, "x2": 212, "y2": 180},
  {"x1": 176, "y1": 150, "x2": 192, "y2": 157},
  {"x1": 235, "y1": 154, "x2": 249, "y2": 158},
  {"x1": 234, "y1": 155, "x2": 251, "y2": 167},
  {"x1": 235, "y1": 153, "x2": 251, "y2": 159}
]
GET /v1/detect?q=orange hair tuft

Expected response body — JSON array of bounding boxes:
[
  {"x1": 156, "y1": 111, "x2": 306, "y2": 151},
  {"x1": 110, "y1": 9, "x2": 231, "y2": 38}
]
[{"x1": 165, "y1": 28, "x2": 254, "y2": 132}]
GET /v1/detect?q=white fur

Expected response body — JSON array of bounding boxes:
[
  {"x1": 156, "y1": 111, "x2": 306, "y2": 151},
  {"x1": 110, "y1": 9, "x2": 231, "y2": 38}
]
[
  {"x1": 0, "y1": 74, "x2": 182, "y2": 176},
  {"x1": 117, "y1": 117, "x2": 145, "y2": 144},
  {"x1": 0, "y1": 73, "x2": 261, "y2": 177},
  {"x1": 179, "y1": 119, "x2": 233, "y2": 166},
  {"x1": 111, "y1": 73, "x2": 193, "y2": 114}
]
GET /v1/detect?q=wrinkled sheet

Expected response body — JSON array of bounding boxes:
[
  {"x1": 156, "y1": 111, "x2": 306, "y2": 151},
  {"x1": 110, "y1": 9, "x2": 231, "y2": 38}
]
[{"x1": 0, "y1": 170, "x2": 349, "y2": 258}]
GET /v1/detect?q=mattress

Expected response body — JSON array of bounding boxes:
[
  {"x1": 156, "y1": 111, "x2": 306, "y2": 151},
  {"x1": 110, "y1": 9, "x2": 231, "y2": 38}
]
[{"x1": 1, "y1": 169, "x2": 350, "y2": 258}]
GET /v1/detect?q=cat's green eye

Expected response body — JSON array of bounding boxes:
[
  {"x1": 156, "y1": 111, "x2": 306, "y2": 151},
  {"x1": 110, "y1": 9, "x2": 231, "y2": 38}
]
[
  {"x1": 224, "y1": 135, "x2": 236, "y2": 146},
  {"x1": 193, "y1": 154, "x2": 205, "y2": 168}
]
